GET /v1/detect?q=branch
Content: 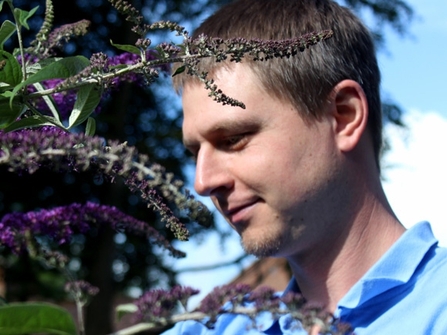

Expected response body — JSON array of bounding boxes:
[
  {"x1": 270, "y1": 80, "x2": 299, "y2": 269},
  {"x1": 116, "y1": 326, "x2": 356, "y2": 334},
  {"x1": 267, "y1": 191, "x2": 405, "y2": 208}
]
[{"x1": 0, "y1": 128, "x2": 213, "y2": 240}]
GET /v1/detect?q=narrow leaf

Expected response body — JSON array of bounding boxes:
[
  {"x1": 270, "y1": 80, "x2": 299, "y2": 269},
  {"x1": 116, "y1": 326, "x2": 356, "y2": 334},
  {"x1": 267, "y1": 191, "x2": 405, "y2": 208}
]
[
  {"x1": 11, "y1": 55, "x2": 90, "y2": 98},
  {"x1": 85, "y1": 116, "x2": 96, "y2": 136},
  {"x1": 115, "y1": 303, "x2": 138, "y2": 321},
  {"x1": 26, "y1": 58, "x2": 63, "y2": 75},
  {"x1": 0, "y1": 20, "x2": 16, "y2": 50},
  {"x1": 110, "y1": 39, "x2": 141, "y2": 55},
  {"x1": 0, "y1": 1, "x2": 12, "y2": 13},
  {"x1": 0, "y1": 50, "x2": 22, "y2": 85},
  {"x1": 27, "y1": 56, "x2": 89, "y2": 82},
  {"x1": 2, "y1": 115, "x2": 53, "y2": 132},
  {"x1": 0, "y1": 302, "x2": 77, "y2": 335},
  {"x1": 68, "y1": 84, "x2": 102, "y2": 129},
  {"x1": 0, "y1": 94, "x2": 23, "y2": 129},
  {"x1": 32, "y1": 82, "x2": 61, "y2": 122},
  {"x1": 172, "y1": 65, "x2": 185, "y2": 77},
  {"x1": 14, "y1": 6, "x2": 39, "y2": 30}
]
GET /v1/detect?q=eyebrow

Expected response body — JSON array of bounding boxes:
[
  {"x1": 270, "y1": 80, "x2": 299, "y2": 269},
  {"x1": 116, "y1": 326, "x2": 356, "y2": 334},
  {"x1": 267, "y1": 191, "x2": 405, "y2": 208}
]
[{"x1": 210, "y1": 117, "x2": 259, "y2": 134}]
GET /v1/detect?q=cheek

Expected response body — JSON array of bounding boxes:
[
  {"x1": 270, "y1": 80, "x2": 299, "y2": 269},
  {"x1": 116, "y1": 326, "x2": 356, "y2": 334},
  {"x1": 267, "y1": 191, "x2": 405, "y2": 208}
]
[
  {"x1": 262, "y1": 142, "x2": 333, "y2": 206},
  {"x1": 238, "y1": 142, "x2": 307, "y2": 195},
  {"x1": 237, "y1": 145, "x2": 286, "y2": 180}
]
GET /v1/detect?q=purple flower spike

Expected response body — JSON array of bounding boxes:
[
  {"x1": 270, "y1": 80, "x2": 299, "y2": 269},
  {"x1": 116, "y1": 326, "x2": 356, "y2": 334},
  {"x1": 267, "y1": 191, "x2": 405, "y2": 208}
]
[
  {"x1": 198, "y1": 284, "x2": 252, "y2": 315},
  {"x1": 0, "y1": 202, "x2": 185, "y2": 258},
  {"x1": 0, "y1": 127, "x2": 213, "y2": 238},
  {"x1": 134, "y1": 286, "x2": 200, "y2": 322}
]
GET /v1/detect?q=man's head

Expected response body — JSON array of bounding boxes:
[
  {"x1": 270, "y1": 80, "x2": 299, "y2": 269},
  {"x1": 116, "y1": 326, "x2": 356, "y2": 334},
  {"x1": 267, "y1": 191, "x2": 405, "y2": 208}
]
[
  {"x1": 180, "y1": 0, "x2": 384, "y2": 258},
  {"x1": 174, "y1": 0, "x2": 382, "y2": 166}
]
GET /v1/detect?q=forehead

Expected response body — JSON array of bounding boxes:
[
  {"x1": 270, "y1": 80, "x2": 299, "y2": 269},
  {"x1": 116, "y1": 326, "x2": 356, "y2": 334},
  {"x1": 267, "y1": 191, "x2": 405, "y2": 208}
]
[
  {"x1": 179, "y1": 64, "x2": 320, "y2": 156},
  {"x1": 181, "y1": 65, "x2": 270, "y2": 139}
]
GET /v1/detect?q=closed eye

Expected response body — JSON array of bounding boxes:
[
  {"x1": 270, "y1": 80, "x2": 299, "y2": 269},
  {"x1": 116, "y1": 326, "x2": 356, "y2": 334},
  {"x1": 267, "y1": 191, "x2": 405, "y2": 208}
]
[{"x1": 220, "y1": 133, "x2": 251, "y2": 151}]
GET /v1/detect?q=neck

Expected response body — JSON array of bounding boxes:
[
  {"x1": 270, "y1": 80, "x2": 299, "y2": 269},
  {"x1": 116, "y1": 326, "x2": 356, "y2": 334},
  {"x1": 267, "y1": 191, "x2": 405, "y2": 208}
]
[{"x1": 287, "y1": 186, "x2": 405, "y2": 312}]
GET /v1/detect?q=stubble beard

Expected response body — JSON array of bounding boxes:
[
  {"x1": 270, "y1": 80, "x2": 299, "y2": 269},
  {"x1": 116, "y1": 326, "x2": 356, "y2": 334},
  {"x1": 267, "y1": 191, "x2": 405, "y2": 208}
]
[{"x1": 240, "y1": 228, "x2": 283, "y2": 258}]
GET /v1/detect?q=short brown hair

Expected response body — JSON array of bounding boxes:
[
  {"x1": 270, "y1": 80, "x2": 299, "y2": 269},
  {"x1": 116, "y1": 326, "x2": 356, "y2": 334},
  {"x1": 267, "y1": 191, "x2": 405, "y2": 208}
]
[{"x1": 174, "y1": 0, "x2": 382, "y2": 166}]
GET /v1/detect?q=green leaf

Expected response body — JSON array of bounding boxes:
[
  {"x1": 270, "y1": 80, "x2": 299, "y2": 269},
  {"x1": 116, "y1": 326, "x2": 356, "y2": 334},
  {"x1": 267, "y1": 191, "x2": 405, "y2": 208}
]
[
  {"x1": 172, "y1": 65, "x2": 185, "y2": 77},
  {"x1": 11, "y1": 55, "x2": 90, "y2": 98},
  {"x1": 28, "y1": 56, "x2": 89, "y2": 82},
  {"x1": 0, "y1": 302, "x2": 77, "y2": 335},
  {"x1": 110, "y1": 39, "x2": 141, "y2": 55},
  {"x1": 85, "y1": 116, "x2": 96, "y2": 136},
  {"x1": 0, "y1": 20, "x2": 16, "y2": 50},
  {"x1": 14, "y1": 6, "x2": 39, "y2": 30},
  {"x1": 0, "y1": 50, "x2": 22, "y2": 85},
  {"x1": 0, "y1": 1, "x2": 12, "y2": 13},
  {"x1": 68, "y1": 84, "x2": 102, "y2": 129},
  {"x1": 1, "y1": 115, "x2": 53, "y2": 132},
  {"x1": 26, "y1": 58, "x2": 62, "y2": 75},
  {"x1": 0, "y1": 94, "x2": 23, "y2": 129},
  {"x1": 115, "y1": 303, "x2": 138, "y2": 321},
  {"x1": 32, "y1": 82, "x2": 61, "y2": 122}
]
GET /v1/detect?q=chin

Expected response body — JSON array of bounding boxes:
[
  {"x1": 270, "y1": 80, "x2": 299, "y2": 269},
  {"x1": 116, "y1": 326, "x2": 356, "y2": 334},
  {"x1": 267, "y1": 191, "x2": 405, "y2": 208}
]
[{"x1": 240, "y1": 230, "x2": 283, "y2": 258}]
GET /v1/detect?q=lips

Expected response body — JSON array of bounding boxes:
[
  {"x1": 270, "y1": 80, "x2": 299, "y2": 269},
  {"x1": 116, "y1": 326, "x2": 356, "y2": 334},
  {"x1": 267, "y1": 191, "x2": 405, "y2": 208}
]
[{"x1": 222, "y1": 199, "x2": 259, "y2": 224}]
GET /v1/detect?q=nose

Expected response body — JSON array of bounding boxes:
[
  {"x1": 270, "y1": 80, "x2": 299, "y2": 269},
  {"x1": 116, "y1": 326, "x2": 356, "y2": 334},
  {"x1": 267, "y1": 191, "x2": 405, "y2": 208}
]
[{"x1": 194, "y1": 148, "x2": 233, "y2": 196}]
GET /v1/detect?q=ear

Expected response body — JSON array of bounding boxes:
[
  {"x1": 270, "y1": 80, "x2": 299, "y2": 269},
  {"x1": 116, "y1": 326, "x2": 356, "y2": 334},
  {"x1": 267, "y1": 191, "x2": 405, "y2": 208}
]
[{"x1": 330, "y1": 80, "x2": 369, "y2": 152}]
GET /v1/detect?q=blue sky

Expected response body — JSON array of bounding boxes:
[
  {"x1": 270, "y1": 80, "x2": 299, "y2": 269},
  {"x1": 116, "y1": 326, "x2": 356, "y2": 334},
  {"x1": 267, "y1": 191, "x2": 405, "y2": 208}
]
[
  {"x1": 378, "y1": 0, "x2": 447, "y2": 115},
  {"x1": 166, "y1": 0, "x2": 447, "y2": 307},
  {"x1": 378, "y1": 0, "x2": 447, "y2": 241}
]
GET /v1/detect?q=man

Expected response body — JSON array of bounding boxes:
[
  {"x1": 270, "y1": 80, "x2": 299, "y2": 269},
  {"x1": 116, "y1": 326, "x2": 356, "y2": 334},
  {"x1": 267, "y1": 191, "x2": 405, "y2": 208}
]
[{"x1": 164, "y1": 0, "x2": 447, "y2": 333}]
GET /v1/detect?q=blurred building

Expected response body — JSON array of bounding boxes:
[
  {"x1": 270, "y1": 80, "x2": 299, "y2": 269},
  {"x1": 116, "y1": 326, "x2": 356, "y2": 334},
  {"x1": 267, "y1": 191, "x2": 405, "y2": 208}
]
[{"x1": 228, "y1": 257, "x2": 291, "y2": 292}]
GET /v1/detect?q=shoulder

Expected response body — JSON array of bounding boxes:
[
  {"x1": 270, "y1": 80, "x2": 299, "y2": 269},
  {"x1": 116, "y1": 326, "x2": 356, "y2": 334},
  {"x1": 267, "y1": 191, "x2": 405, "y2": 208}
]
[
  {"x1": 413, "y1": 242, "x2": 447, "y2": 295},
  {"x1": 339, "y1": 222, "x2": 447, "y2": 334}
]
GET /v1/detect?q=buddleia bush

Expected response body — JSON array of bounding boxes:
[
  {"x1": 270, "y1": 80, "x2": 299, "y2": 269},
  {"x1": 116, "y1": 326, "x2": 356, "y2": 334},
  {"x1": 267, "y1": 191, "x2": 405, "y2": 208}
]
[{"x1": 0, "y1": 0, "x2": 342, "y2": 334}]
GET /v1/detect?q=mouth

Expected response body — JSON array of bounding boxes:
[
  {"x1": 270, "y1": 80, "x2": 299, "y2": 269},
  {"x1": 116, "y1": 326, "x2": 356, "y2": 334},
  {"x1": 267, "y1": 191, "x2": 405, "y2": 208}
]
[{"x1": 223, "y1": 200, "x2": 259, "y2": 224}]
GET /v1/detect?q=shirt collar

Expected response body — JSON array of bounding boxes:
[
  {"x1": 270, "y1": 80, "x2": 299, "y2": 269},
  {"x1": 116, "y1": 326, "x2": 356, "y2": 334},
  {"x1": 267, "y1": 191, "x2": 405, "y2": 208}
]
[
  {"x1": 336, "y1": 221, "x2": 438, "y2": 311},
  {"x1": 263, "y1": 221, "x2": 438, "y2": 332}
]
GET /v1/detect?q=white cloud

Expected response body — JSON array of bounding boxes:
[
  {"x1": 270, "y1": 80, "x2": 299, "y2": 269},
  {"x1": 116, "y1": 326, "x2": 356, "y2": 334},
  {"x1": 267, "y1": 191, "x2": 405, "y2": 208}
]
[{"x1": 383, "y1": 109, "x2": 447, "y2": 246}]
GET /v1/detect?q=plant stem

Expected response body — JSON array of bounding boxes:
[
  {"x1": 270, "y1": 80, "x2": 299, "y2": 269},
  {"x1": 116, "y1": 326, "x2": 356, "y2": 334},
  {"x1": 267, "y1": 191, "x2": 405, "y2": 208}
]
[
  {"x1": 76, "y1": 299, "x2": 86, "y2": 335},
  {"x1": 6, "y1": 1, "x2": 28, "y2": 82}
]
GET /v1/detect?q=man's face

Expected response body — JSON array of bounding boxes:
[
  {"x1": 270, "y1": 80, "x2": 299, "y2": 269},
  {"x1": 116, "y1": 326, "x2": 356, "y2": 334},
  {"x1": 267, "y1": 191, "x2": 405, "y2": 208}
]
[{"x1": 182, "y1": 65, "x2": 345, "y2": 258}]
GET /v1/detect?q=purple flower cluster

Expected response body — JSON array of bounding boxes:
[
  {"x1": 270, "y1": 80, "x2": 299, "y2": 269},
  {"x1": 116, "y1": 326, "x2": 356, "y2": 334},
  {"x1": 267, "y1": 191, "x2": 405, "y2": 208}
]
[
  {"x1": 65, "y1": 280, "x2": 100, "y2": 299},
  {"x1": 0, "y1": 127, "x2": 213, "y2": 240},
  {"x1": 0, "y1": 126, "x2": 93, "y2": 174},
  {"x1": 134, "y1": 286, "x2": 199, "y2": 322},
  {"x1": 132, "y1": 283, "x2": 351, "y2": 334},
  {"x1": 107, "y1": 52, "x2": 142, "y2": 86},
  {"x1": 17, "y1": 54, "x2": 39, "y2": 66},
  {"x1": 45, "y1": 20, "x2": 91, "y2": 53},
  {"x1": 198, "y1": 284, "x2": 252, "y2": 315},
  {"x1": 125, "y1": 176, "x2": 190, "y2": 241},
  {"x1": 106, "y1": 50, "x2": 170, "y2": 87},
  {"x1": 0, "y1": 201, "x2": 185, "y2": 257},
  {"x1": 246, "y1": 286, "x2": 281, "y2": 310}
]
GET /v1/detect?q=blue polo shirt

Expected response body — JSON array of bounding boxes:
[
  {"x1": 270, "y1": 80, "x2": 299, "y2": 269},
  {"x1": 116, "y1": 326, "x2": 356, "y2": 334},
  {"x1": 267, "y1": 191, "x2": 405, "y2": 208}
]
[{"x1": 163, "y1": 221, "x2": 447, "y2": 334}]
